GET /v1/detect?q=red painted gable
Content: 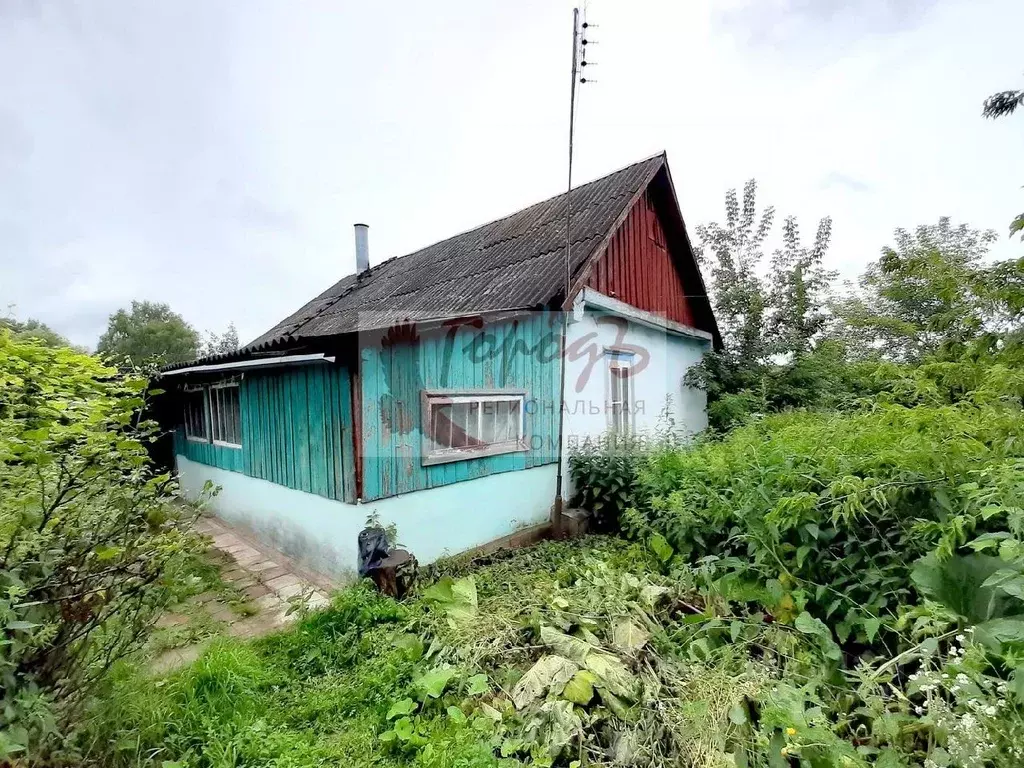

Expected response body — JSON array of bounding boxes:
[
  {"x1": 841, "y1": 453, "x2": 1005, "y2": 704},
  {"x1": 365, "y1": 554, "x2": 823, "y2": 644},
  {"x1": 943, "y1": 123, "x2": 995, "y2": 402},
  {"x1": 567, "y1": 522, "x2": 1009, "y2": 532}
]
[{"x1": 586, "y1": 189, "x2": 698, "y2": 328}]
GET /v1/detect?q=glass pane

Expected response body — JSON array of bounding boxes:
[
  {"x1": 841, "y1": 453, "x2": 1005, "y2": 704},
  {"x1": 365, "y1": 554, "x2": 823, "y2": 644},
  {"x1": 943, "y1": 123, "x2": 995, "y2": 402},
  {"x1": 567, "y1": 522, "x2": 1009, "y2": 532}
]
[
  {"x1": 214, "y1": 389, "x2": 223, "y2": 441},
  {"x1": 491, "y1": 400, "x2": 509, "y2": 442},
  {"x1": 466, "y1": 401, "x2": 482, "y2": 445},
  {"x1": 479, "y1": 403, "x2": 495, "y2": 444},
  {"x1": 231, "y1": 388, "x2": 241, "y2": 444},
  {"x1": 618, "y1": 378, "x2": 626, "y2": 434},
  {"x1": 508, "y1": 400, "x2": 521, "y2": 442},
  {"x1": 431, "y1": 402, "x2": 453, "y2": 450},
  {"x1": 450, "y1": 402, "x2": 470, "y2": 449}
]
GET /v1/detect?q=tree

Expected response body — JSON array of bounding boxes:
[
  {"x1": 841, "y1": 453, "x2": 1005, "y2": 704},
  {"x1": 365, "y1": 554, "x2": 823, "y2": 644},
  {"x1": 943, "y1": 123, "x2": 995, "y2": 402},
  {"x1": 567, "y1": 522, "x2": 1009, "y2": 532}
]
[
  {"x1": 695, "y1": 179, "x2": 775, "y2": 363},
  {"x1": 766, "y1": 215, "x2": 836, "y2": 358},
  {"x1": 0, "y1": 330, "x2": 198, "y2": 759},
  {"x1": 983, "y1": 79, "x2": 1024, "y2": 241},
  {"x1": 832, "y1": 218, "x2": 1001, "y2": 362},
  {"x1": 692, "y1": 180, "x2": 835, "y2": 429},
  {"x1": 199, "y1": 322, "x2": 240, "y2": 357},
  {"x1": 0, "y1": 313, "x2": 74, "y2": 350},
  {"x1": 983, "y1": 88, "x2": 1024, "y2": 119},
  {"x1": 96, "y1": 301, "x2": 199, "y2": 366}
]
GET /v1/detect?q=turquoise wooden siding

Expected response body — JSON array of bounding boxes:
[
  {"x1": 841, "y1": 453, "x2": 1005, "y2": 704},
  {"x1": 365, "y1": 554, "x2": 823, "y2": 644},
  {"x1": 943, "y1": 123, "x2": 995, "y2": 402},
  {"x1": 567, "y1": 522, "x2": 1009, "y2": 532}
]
[
  {"x1": 360, "y1": 314, "x2": 562, "y2": 501},
  {"x1": 174, "y1": 364, "x2": 357, "y2": 503},
  {"x1": 175, "y1": 429, "x2": 244, "y2": 473},
  {"x1": 241, "y1": 365, "x2": 356, "y2": 503}
]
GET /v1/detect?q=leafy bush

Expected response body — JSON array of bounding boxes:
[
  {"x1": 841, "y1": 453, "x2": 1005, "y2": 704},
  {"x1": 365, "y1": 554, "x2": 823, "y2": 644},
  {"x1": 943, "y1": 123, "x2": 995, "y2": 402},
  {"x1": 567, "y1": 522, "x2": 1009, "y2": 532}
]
[
  {"x1": 567, "y1": 437, "x2": 649, "y2": 532},
  {"x1": 0, "y1": 331, "x2": 195, "y2": 761},
  {"x1": 627, "y1": 401, "x2": 1024, "y2": 645}
]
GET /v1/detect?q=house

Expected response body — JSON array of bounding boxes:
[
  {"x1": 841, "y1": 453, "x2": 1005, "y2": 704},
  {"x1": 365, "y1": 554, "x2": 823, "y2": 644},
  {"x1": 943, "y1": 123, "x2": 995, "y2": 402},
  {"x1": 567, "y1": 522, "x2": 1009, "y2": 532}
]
[{"x1": 162, "y1": 152, "x2": 721, "y2": 580}]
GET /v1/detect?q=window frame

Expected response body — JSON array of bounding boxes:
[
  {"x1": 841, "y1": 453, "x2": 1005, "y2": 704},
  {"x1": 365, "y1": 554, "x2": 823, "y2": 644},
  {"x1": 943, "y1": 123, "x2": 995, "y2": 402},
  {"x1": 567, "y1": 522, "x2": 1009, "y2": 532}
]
[
  {"x1": 183, "y1": 386, "x2": 210, "y2": 443},
  {"x1": 605, "y1": 348, "x2": 635, "y2": 436},
  {"x1": 209, "y1": 381, "x2": 243, "y2": 449},
  {"x1": 181, "y1": 380, "x2": 242, "y2": 449},
  {"x1": 420, "y1": 388, "x2": 528, "y2": 466}
]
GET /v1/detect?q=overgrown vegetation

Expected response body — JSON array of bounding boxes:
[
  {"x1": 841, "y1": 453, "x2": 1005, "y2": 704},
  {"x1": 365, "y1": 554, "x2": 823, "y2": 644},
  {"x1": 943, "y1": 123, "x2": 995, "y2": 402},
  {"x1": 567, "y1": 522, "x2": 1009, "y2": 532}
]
[
  {"x1": 0, "y1": 331, "x2": 199, "y2": 762},
  {"x1": 81, "y1": 519, "x2": 1024, "y2": 767}
]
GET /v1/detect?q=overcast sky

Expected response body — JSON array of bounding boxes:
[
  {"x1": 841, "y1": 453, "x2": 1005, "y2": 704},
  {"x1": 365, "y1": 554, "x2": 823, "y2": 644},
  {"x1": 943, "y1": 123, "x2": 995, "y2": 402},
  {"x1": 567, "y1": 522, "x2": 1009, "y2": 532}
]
[{"x1": 1, "y1": 0, "x2": 1021, "y2": 349}]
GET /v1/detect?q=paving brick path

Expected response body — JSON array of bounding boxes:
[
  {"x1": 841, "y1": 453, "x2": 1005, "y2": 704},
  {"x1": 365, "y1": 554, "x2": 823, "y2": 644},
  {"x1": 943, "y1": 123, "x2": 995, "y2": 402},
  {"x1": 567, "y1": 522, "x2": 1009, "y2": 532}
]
[{"x1": 152, "y1": 515, "x2": 333, "y2": 671}]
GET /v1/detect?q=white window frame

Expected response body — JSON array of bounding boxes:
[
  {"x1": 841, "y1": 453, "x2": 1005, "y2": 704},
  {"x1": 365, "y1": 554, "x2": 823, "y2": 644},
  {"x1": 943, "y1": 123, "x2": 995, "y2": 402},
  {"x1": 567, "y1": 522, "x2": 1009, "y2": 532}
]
[
  {"x1": 183, "y1": 385, "x2": 210, "y2": 443},
  {"x1": 420, "y1": 389, "x2": 528, "y2": 466},
  {"x1": 605, "y1": 349, "x2": 635, "y2": 436},
  {"x1": 181, "y1": 379, "x2": 242, "y2": 449},
  {"x1": 209, "y1": 382, "x2": 242, "y2": 449}
]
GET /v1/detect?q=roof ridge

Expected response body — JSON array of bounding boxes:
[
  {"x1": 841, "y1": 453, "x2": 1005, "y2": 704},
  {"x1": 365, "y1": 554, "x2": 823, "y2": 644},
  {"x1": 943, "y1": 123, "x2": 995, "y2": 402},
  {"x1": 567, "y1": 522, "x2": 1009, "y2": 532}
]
[
  {"x1": 238, "y1": 152, "x2": 669, "y2": 350},
  {"x1": 368, "y1": 152, "x2": 665, "y2": 271}
]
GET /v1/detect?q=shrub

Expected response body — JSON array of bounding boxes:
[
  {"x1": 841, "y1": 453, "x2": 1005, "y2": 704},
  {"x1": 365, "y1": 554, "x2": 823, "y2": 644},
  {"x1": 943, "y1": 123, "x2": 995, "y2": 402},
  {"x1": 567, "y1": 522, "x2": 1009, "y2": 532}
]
[
  {"x1": 567, "y1": 436, "x2": 650, "y2": 532},
  {"x1": 627, "y1": 401, "x2": 1024, "y2": 645},
  {"x1": 0, "y1": 331, "x2": 195, "y2": 761}
]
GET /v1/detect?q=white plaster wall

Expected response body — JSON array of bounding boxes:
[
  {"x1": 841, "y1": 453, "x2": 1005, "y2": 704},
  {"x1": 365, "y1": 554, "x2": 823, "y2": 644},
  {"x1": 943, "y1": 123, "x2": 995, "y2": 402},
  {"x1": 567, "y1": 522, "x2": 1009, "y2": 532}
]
[
  {"x1": 560, "y1": 308, "x2": 710, "y2": 498},
  {"x1": 177, "y1": 456, "x2": 557, "y2": 582}
]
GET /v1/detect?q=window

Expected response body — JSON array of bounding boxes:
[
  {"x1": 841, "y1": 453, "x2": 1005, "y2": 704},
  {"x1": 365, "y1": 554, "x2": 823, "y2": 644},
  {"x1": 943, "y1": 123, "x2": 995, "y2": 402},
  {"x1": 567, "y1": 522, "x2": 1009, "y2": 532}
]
[
  {"x1": 183, "y1": 388, "x2": 209, "y2": 441},
  {"x1": 181, "y1": 381, "x2": 241, "y2": 448},
  {"x1": 210, "y1": 383, "x2": 242, "y2": 447},
  {"x1": 607, "y1": 351, "x2": 634, "y2": 435},
  {"x1": 422, "y1": 390, "x2": 526, "y2": 465}
]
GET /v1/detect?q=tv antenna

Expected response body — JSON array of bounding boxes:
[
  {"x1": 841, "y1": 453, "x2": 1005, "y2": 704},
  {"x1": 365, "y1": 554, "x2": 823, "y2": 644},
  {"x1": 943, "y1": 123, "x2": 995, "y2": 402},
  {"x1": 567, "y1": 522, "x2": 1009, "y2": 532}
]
[{"x1": 565, "y1": 5, "x2": 596, "y2": 304}]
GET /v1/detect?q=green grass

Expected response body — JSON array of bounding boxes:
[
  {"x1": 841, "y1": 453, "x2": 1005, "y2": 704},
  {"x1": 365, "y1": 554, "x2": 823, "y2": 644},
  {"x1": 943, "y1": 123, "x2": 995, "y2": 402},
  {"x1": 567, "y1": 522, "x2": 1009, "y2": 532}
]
[
  {"x1": 78, "y1": 534, "x2": 1024, "y2": 768},
  {"x1": 81, "y1": 539, "x2": 641, "y2": 768}
]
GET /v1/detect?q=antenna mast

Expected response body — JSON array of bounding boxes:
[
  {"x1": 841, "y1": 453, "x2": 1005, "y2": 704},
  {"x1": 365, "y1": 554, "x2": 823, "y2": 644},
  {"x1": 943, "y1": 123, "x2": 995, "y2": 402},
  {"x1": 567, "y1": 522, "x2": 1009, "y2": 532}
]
[{"x1": 565, "y1": 5, "x2": 595, "y2": 304}]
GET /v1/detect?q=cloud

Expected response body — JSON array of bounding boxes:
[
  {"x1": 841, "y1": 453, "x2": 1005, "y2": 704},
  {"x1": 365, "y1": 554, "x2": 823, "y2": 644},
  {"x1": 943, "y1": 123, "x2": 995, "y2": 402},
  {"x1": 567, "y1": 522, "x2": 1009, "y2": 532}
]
[
  {"x1": 0, "y1": 0, "x2": 1021, "y2": 349},
  {"x1": 819, "y1": 172, "x2": 872, "y2": 194},
  {"x1": 713, "y1": 0, "x2": 939, "y2": 50}
]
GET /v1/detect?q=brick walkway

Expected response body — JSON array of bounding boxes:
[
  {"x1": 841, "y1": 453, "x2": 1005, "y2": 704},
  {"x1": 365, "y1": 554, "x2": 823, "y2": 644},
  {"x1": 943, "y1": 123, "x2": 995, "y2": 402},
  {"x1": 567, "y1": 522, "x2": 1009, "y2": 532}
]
[{"x1": 152, "y1": 515, "x2": 333, "y2": 671}]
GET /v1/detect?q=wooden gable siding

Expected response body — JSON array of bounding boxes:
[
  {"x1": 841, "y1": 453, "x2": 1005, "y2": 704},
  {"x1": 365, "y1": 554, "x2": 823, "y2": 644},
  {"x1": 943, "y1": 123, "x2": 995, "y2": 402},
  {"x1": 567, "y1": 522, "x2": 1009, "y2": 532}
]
[
  {"x1": 174, "y1": 364, "x2": 357, "y2": 503},
  {"x1": 360, "y1": 313, "x2": 561, "y2": 502},
  {"x1": 586, "y1": 189, "x2": 696, "y2": 327}
]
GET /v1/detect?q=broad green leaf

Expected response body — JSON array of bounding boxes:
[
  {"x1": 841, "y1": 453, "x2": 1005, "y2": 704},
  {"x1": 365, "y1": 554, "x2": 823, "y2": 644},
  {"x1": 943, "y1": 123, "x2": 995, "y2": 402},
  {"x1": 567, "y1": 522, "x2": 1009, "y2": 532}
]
[
  {"x1": 982, "y1": 568, "x2": 1024, "y2": 601},
  {"x1": 423, "y1": 576, "x2": 478, "y2": 625},
  {"x1": 511, "y1": 654, "x2": 579, "y2": 709},
  {"x1": 393, "y1": 633, "x2": 424, "y2": 660},
  {"x1": 414, "y1": 667, "x2": 459, "y2": 700},
  {"x1": 465, "y1": 673, "x2": 489, "y2": 696},
  {"x1": 640, "y1": 584, "x2": 670, "y2": 608},
  {"x1": 392, "y1": 716, "x2": 415, "y2": 741},
  {"x1": 539, "y1": 625, "x2": 594, "y2": 664},
  {"x1": 446, "y1": 705, "x2": 467, "y2": 724},
  {"x1": 728, "y1": 703, "x2": 748, "y2": 725},
  {"x1": 386, "y1": 697, "x2": 417, "y2": 720},
  {"x1": 913, "y1": 553, "x2": 1017, "y2": 623},
  {"x1": 584, "y1": 652, "x2": 639, "y2": 700},
  {"x1": 649, "y1": 533, "x2": 674, "y2": 564},
  {"x1": 611, "y1": 620, "x2": 649, "y2": 653},
  {"x1": 974, "y1": 617, "x2": 1024, "y2": 647},
  {"x1": 562, "y1": 670, "x2": 596, "y2": 705}
]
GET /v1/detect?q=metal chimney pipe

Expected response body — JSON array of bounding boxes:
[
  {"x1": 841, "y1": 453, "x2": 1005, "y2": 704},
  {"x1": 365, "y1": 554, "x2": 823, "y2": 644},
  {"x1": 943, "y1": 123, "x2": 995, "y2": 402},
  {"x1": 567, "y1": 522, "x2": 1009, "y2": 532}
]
[{"x1": 354, "y1": 223, "x2": 369, "y2": 274}]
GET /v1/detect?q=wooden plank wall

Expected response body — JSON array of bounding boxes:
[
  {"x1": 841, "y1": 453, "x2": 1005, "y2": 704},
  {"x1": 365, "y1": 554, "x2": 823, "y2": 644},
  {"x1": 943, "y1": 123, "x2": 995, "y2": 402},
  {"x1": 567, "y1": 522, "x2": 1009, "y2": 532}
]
[
  {"x1": 174, "y1": 364, "x2": 357, "y2": 504},
  {"x1": 174, "y1": 429, "x2": 244, "y2": 473},
  {"x1": 587, "y1": 189, "x2": 697, "y2": 327},
  {"x1": 241, "y1": 365, "x2": 356, "y2": 503},
  {"x1": 360, "y1": 313, "x2": 561, "y2": 501}
]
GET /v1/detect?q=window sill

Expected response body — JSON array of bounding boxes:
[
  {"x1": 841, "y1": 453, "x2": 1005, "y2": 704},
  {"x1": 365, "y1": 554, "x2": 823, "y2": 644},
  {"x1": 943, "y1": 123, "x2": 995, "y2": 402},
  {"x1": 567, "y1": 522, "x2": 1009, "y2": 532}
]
[
  {"x1": 185, "y1": 435, "x2": 210, "y2": 444},
  {"x1": 421, "y1": 440, "x2": 528, "y2": 466},
  {"x1": 212, "y1": 440, "x2": 242, "y2": 450}
]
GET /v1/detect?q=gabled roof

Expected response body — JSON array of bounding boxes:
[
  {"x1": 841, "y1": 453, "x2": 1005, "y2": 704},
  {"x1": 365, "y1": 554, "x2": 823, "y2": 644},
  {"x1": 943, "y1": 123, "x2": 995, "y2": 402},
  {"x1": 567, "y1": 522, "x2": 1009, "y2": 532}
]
[{"x1": 164, "y1": 152, "x2": 718, "y2": 372}]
